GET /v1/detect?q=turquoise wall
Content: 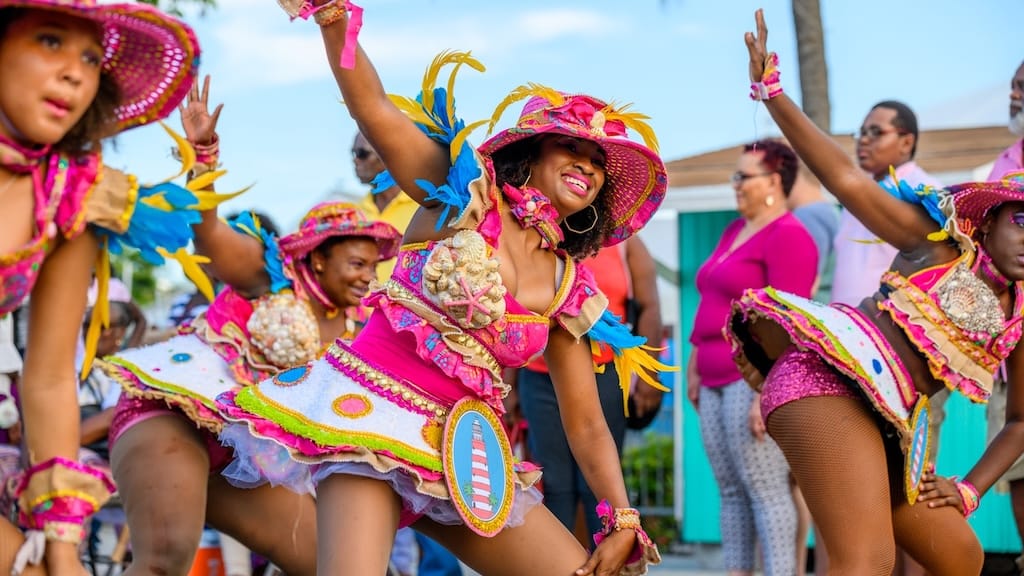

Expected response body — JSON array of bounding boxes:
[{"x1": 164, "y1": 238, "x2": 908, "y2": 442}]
[{"x1": 676, "y1": 210, "x2": 1021, "y2": 552}]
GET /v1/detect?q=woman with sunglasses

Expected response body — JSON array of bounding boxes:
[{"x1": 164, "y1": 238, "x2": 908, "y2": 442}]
[{"x1": 686, "y1": 138, "x2": 818, "y2": 576}]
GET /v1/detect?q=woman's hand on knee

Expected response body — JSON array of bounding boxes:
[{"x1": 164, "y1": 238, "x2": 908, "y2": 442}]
[
  {"x1": 575, "y1": 529, "x2": 634, "y2": 576},
  {"x1": 917, "y1": 473, "x2": 963, "y2": 513}
]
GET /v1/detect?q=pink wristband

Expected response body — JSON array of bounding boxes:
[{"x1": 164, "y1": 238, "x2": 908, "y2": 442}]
[
  {"x1": 749, "y1": 52, "x2": 783, "y2": 101},
  {"x1": 955, "y1": 479, "x2": 980, "y2": 518}
]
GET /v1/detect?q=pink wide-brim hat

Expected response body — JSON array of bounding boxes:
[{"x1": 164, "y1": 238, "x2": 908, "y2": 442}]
[
  {"x1": 0, "y1": 0, "x2": 200, "y2": 133},
  {"x1": 278, "y1": 202, "x2": 402, "y2": 262},
  {"x1": 479, "y1": 92, "x2": 668, "y2": 247},
  {"x1": 948, "y1": 170, "x2": 1024, "y2": 236}
]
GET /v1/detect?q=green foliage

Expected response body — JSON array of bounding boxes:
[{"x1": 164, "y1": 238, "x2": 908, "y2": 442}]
[
  {"x1": 110, "y1": 251, "x2": 157, "y2": 306},
  {"x1": 622, "y1": 433, "x2": 679, "y2": 546}
]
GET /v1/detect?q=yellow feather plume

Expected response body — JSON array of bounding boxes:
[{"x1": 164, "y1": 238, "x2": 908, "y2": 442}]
[
  {"x1": 612, "y1": 346, "x2": 675, "y2": 416},
  {"x1": 421, "y1": 51, "x2": 475, "y2": 116},
  {"x1": 486, "y1": 83, "x2": 565, "y2": 136},
  {"x1": 449, "y1": 119, "x2": 489, "y2": 165},
  {"x1": 443, "y1": 52, "x2": 485, "y2": 127},
  {"x1": 388, "y1": 94, "x2": 443, "y2": 134},
  {"x1": 158, "y1": 247, "x2": 215, "y2": 302},
  {"x1": 140, "y1": 193, "x2": 173, "y2": 212},
  {"x1": 159, "y1": 122, "x2": 196, "y2": 181},
  {"x1": 188, "y1": 185, "x2": 252, "y2": 211},
  {"x1": 602, "y1": 106, "x2": 660, "y2": 153},
  {"x1": 80, "y1": 241, "x2": 111, "y2": 380}
]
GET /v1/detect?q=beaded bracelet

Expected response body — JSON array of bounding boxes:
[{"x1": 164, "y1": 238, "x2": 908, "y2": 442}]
[
  {"x1": 312, "y1": 0, "x2": 348, "y2": 26},
  {"x1": 12, "y1": 457, "x2": 116, "y2": 545},
  {"x1": 955, "y1": 478, "x2": 980, "y2": 518},
  {"x1": 749, "y1": 52, "x2": 783, "y2": 101},
  {"x1": 592, "y1": 499, "x2": 661, "y2": 567}
]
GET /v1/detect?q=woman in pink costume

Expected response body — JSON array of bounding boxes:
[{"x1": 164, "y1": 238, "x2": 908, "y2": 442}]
[
  {"x1": 0, "y1": 0, "x2": 225, "y2": 573},
  {"x1": 218, "y1": 3, "x2": 674, "y2": 575},
  {"x1": 728, "y1": 10, "x2": 1024, "y2": 575},
  {"x1": 96, "y1": 76, "x2": 403, "y2": 576}
]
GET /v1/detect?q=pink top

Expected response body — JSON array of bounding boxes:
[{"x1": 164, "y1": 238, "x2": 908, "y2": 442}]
[
  {"x1": 0, "y1": 154, "x2": 100, "y2": 317},
  {"x1": 355, "y1": 161, "x2": 608, "y2": 412},
  {"x1": 989, "y1": 139, "x2": 1024, "y2": 180},
  {"x1": 691, "y1": 213, "x2": 818, "y2": 387},
  {"x1": 878, "y1": 250, "x2": 1024, "y2": 402}
]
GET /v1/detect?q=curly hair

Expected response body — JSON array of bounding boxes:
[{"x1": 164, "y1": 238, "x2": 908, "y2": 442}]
[
  {"x1": 0, "y1": 8, "x2": 121, "y2": 155},
  {"x1": 489, "y1": 135, "x2": 615, "y2": 260}
]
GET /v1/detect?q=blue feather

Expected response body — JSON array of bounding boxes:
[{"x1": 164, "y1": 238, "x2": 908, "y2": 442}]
[
  {"x1": 95, "y1": 182, "x2": 201, "y2": 265},
  {"x1": 401, "y1": 85, "x2": 480, "y2": 231},
  {"x1": 371, "y1": 170, "x2": 397, "y2": 194},
  {"x1": 880, "y1": 178, "x2": 946, "y2": 228},
  {"x1": 587, "y1": 310, "x2": 647, "y2": 354}
]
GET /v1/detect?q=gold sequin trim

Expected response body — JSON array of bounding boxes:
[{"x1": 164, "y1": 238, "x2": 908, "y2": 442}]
[{"x1": 328, "y1": 344, "x2": 449, "y2": 419}]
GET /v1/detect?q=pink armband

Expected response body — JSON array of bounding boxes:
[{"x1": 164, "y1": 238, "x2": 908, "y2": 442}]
[{"x1": 749, "y1": 52, "x2": 783, "y2": 101}]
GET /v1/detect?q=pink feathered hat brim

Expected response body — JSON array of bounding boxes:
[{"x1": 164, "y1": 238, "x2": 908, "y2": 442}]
[{"x1": 478, "y1": 101, "x2": 667, "y2": 247}]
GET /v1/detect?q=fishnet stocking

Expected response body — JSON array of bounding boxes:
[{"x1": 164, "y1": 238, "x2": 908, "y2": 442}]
[
  {"x1": 768, "y1": 395, "x2": 984, "y2": 576},
  {"x1": 767, "y1": 396, "x2": 895, "y2": 575}
]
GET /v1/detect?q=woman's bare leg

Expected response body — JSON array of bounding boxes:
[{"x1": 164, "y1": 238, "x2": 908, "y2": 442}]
[
  {"x1": 111, "y1": 414, "x2": 210, "y2": 576},
  {"x1": 206, "y1": 475, "x2": 317, "y2": 576},
  {"x1": 767, "y1": 396, "x2": 896, "y2": 575},
  {"x1": 315, "y1": 473, "x2": 401, "y2": 576},
  {"x1": 414, "y1": 503, "x2": 589, "y2": 576},
  {"x1": 892, "y1": 496, "x2": 983, "y2": 576}
]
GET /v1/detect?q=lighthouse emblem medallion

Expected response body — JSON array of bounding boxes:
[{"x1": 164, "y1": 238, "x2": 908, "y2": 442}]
[{"x1": 443, "y1": 398, "x2": 515, "y2": 536}]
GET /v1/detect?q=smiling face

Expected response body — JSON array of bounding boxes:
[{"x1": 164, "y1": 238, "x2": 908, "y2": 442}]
[
  {"x1": 0, "y1": 9, "x2": 103, "y2": 146},
  {"x1": 528, "y1": 135, "x2": 607, "y2": 219},
  {"x1": 983, "y1": 201, "x2": 1024, "y2": 282},
  {"x1": 310, "y1": 237, "x2": 381, "y2": 310}
]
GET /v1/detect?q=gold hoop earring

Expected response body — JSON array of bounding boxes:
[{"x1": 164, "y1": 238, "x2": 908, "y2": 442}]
[
  {"x1": 522, "y1": 168, "x2": 533, "y2": 188},
  {"x1": 565, "y1": 205, "x2": 598, "y2": 234}
]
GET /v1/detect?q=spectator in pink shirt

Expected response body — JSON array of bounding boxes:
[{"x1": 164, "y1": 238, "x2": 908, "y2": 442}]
[{"x1": 687, "y1": 139, "x2": 817, "y2": 576}]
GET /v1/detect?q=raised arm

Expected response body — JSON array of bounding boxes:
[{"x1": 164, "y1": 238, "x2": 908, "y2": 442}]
[
  {"x1": 178, "y1": 76, "x2": 270, "y2": 298},
  {"x1": 744, "y1": 10, "x2": 937, "y2": 253},
  {"x1": 317, "y1": 11, "x2": 449, "y2": 206}
]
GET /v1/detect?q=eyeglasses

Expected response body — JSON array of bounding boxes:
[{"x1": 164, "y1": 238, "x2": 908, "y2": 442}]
[
  {"x1": 855, "y1": 125, "x2": 907, "y2": 141},
  {"x1": 731, "y1": 171, "x2": 773, "y2": 185},
  {"x1": 351, "y1": 148, "x2": 374, "y2": 161}
]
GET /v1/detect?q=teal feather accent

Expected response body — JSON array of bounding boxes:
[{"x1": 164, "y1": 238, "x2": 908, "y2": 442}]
[
  {"x1": 371, "y1": 170, "x2": 397, "y2": 194},
  {"x1": 228, "y1": 212, "x2": 291, "y2": 293},
  {"x1": 880, "y1": 178, "x2": 946, "y2": 228},
  {"x1": 588, "y1": 310, "x2": 647, "y2": 353}
]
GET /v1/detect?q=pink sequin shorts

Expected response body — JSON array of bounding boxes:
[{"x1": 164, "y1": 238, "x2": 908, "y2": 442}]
[
  {"x1": 761, "y1": 346, "x2": 859, "y2": 418},
  {"x1": 109, "y1": 395, "x2": 233, "y2": 471}
]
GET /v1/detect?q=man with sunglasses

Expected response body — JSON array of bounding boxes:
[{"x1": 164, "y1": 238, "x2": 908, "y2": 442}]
[{"x1": 831, "y1": 100, "x2": 942, "y2": 307}]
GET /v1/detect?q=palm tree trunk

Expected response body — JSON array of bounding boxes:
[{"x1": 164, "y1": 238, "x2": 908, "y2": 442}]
[{"x1": 791, "y1": 0, "x2": 831, "y2": 132}]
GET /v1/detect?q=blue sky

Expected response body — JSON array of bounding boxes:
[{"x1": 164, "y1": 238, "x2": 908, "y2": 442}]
[{"x1": 106, "y1": 0, "x2": 1022, "y2": 230}]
